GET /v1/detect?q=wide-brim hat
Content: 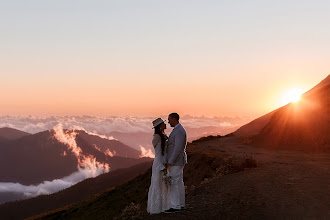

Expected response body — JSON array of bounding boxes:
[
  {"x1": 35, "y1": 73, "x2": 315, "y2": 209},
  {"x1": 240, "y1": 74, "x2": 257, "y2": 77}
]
[{"x1": 152, "y1": 117, "x2": 166, "y2": 128}]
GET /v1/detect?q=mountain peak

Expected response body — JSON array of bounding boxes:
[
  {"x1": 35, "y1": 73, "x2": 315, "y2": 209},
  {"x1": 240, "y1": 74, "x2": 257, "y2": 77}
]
[{"x1": 0, "y1": 127, "x2": 31, "y2": 140}]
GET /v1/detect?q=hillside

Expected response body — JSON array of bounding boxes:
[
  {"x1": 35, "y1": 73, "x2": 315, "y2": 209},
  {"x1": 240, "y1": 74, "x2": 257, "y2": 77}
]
[
  {"x1": 27, "y1": 136, "x2": 257, "y2": 219},
  {"x1": 234, "y1": 110, "x2": 275, "y2": 137},
  {"x1": 76, "y1": 130, "x2": 141, "y2": 158},
  {"x1": 257, "y1": 75, "x2": 329, "y2": 150},
  {"x1": 0, "y1": 127, "x2": 31, "y2": 140},
  {"x1": 0, "y1": 129, "x2": 143, "y2": 185},
  {"x1": 234, "y1": 74, "x2": 330, "y2": 151},
  {"x1": 25, "y1": 135, "x2": 330, "y2": 220}
]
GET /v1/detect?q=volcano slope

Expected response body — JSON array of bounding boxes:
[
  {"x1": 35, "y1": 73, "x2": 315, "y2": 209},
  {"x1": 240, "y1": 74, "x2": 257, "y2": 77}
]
[
  {"x1": 29, "y1": 134, "x2": 329, "y2": 220},
  {"x1": 143, "y1": 136, "x2": 329, "y2": 220}
]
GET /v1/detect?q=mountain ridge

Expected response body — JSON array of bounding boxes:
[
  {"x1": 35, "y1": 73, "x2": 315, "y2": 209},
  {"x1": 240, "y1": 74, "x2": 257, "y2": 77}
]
[
  {"x1": 0, "y1": 127, "x2": 31, "y2": 140},
  {"x1": 0, "y1": 128, "x2": 146, "y2": 185},
  {"x1": 234, "y1": 74, "x2": 330, "y2": 151}
]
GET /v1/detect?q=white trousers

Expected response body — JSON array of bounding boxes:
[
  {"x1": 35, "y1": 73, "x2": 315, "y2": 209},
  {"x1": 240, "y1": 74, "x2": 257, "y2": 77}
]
[{"x1": 169, "y1": 165, "x2": 185, "y2": 209}]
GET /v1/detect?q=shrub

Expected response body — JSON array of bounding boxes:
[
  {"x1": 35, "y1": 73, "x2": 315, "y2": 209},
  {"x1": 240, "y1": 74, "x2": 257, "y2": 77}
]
[{"x1": 114, "y1": 202, "x2": 142, "y2": 220}]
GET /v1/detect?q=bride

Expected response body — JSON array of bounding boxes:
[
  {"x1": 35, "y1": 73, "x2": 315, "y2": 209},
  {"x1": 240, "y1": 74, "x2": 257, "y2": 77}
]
[{"x1": 147, "y1": 118, "x2": 171, "y2": 214}]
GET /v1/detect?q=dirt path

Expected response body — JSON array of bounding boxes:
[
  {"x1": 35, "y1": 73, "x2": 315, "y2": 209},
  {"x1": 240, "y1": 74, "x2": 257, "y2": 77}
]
[{"x1": 144, "y1": 137, "x2": 330, "y2": 219}]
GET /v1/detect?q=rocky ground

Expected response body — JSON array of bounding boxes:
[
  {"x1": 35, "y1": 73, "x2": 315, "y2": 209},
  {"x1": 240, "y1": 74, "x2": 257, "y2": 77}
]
[{"x1": 144, "y1": 137, "x2": 330, "y2": 220}]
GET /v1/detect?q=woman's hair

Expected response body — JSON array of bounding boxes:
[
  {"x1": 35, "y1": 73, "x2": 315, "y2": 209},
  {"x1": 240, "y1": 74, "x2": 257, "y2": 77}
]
[{"x1": 154, "y1": 123, "x2": 166, "y2": 155}]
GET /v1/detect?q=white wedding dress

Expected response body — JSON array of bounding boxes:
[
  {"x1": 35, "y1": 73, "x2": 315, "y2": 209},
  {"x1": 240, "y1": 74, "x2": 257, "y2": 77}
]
[{"x1": 147, "y1": 134, "x2": 171, "y2": 214}]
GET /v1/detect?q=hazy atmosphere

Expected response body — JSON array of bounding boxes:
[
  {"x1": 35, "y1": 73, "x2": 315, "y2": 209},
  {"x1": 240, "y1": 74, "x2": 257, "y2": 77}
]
[
  {"x1": 1, "y1": 1, "x2": 329, "y2": 117},
  {"x1": 0, "y1": 1, "x2": 329, "y2": 219}
]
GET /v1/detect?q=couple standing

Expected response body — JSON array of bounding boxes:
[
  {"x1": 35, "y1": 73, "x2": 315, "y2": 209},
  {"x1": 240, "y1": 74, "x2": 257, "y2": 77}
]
[{"x1": 147, "y1": 112, "x2": 187, "y2": 214}]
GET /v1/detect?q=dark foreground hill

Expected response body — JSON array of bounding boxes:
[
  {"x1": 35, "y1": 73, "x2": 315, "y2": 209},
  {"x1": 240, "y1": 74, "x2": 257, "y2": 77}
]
[
  {"x1": 25, "y1": 136, "x2": 257, "y2": 220},
  {"x1": 23, "y1": 135, "x2": 330, "y2": 220}
]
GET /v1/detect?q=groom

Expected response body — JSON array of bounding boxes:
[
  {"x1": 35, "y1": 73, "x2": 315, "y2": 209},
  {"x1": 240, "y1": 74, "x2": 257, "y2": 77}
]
[{"x1": 165, "y1": 112, "x2": 187, "y2": 213}]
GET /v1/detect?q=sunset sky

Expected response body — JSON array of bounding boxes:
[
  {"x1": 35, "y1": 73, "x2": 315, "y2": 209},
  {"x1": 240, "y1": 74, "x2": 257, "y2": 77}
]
[{"x1": 1, "y1": 1, "x2": 329, "y2": 117}]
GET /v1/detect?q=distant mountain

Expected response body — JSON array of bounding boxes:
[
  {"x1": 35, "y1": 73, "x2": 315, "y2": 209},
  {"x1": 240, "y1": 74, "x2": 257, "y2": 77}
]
[
  {"x1": 235, "y1": 74, "x2": 330, "y2": 150},
  {"x1": 0, "y1": 127, "x2": 31, "y2": 140},
  {"x1": 108, "y1": 131, "x2": 153, "y2": 151},
  {"x1": 77, "y1": 130, "x2": 141, "y2": 158},
  {"x1": 0, "y1": 129, "x2": 147, "y2": 185}
]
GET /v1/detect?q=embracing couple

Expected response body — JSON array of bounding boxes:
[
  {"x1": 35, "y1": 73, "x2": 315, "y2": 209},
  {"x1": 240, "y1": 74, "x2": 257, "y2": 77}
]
[{"x1": 147, "y1": 112, "x2": 187, "y2": 214}]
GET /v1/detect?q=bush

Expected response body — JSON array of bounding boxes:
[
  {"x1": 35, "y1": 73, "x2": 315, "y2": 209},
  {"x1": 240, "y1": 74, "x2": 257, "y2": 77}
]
[
  {"x1": 114, "y1": 202, "x2": 142, "y2": 220},
  {"x1": 201, "y1": 154, "x2": 257, "y2": 184}
]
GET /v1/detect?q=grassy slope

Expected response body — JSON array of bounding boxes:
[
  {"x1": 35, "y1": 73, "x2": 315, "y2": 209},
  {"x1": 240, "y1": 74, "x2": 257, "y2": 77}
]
[{"x1": 33, "y1": 135, "x2": 256, "y2": 220}]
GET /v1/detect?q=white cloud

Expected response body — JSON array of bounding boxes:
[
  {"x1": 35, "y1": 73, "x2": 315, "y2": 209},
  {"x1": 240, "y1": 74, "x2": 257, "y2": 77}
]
[
  {"x1": 139, "y1": 145, "x2": 155, "y2": 158},
  {"x1": 0, "y1": 167, "x2": 104, "y2": 201},
  {"x1": 0, "y1": 115, "x2": 251, "y2": 135}
]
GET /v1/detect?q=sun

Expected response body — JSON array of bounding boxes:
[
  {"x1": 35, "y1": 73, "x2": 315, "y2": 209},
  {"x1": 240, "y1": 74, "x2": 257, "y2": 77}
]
[{"x1": 281, "y1": 88, "x2": 303, "y2": 106}]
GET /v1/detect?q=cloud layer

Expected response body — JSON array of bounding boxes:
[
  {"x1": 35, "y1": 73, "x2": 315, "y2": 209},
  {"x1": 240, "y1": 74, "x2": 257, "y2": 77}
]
[{"x1": 0, "y1": 115, "x2": 251, "y2": 135}]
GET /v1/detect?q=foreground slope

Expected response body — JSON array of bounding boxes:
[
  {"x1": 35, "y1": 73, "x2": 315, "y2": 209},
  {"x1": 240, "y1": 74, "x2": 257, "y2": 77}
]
[
  {"x1": 28, "y1": 135, "x2": 330, "y2": 220},
  {"x1": 28, "y1": 136, "x2": 257, "y2": 220}
]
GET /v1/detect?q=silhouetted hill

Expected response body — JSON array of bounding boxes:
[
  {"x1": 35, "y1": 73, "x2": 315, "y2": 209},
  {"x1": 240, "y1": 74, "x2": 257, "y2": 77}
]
[
  {"x1": 0, "y1": 130, "x2": 77, "y2": 184},
  {"x1": 0, "y1": 162, "x2": 153, "y2": 220},
  {"x1": 0, "y1": 129, "x2": 145, "y2": 185},
  {"x1": 234, "y1": 111, "x2": 275, "y2": 137},
  {"x1": 234, "y1": 74, "x2": 330, "y2": 151},
  {"x1": 0, "y1": 127, "x2": 31, "y2": 140},
  {"x1": 76, "y1": 130, "x2": 140, "y2": 158},
  {"x1": 257, "y1": 77, "x2": 329, "y2": 150}
]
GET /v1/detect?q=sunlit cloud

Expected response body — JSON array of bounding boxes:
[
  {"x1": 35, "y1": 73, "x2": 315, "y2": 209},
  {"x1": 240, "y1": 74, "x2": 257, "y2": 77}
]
[
  {"x1": 52, "y1": 123, "x2": 110, "y2": 175},
  {"x1": 105, "y1": 149, "x2": 116, "y2": 157},
  {"x1": 0, "y1": 123, "x2": 113, "y2": 204},
  {"x1": 139, "y1": 145, "x2": 155, "y2": 158}
]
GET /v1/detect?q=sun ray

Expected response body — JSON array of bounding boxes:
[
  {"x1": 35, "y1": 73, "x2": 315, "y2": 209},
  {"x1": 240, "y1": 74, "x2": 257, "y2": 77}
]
[{"x1": 281, "y1": 88, "x2": 304, "y2": 106}]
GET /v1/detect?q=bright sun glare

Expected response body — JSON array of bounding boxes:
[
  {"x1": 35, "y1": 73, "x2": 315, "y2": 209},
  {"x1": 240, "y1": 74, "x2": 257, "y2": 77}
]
[{"x1": 281, "y1": 88, "x2": 304, "y2": 106}]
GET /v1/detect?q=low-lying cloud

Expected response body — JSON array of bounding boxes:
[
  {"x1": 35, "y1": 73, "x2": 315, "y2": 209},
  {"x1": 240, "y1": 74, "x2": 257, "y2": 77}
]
[
  {"x1": 139, "y1": 145, "x2": 155, "y2": 158},
  {"x1": 0, "y1": 167, "x2": 105, "y2": 203},
  {"x1": 0, "y1": 115, "x2": 251, "y2": 135}
]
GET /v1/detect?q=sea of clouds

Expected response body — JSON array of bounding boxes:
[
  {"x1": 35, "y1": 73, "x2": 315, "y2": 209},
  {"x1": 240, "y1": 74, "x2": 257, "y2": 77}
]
[{"x1": 0, "y1": 115, "x2": 251, "y2": 135}]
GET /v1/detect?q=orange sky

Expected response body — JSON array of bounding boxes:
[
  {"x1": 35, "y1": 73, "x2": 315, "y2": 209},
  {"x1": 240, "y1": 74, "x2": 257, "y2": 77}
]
[
  {"x1": 1, "y1": 1, "x2": 329, "y2": 117},
  {"x1": 1, "y1": 71, "x2": 328, "y2": 117}
]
